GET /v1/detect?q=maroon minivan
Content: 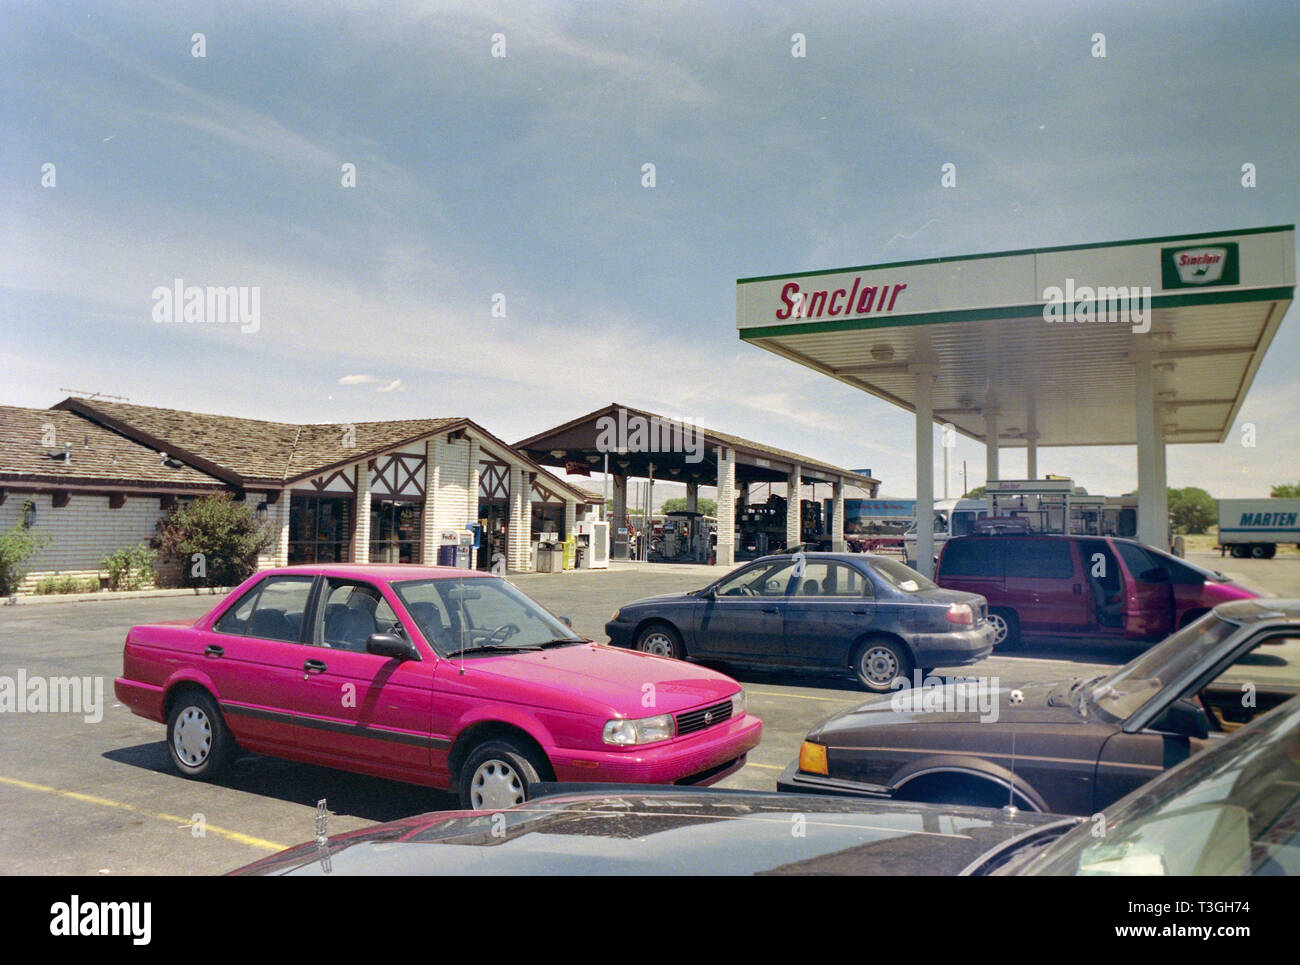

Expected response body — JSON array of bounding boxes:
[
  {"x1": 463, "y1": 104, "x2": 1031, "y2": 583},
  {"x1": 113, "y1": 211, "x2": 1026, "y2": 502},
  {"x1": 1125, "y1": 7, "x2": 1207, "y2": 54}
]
[{"x1": 935, "y1": 534, "x2": 1258, "y2": 648}]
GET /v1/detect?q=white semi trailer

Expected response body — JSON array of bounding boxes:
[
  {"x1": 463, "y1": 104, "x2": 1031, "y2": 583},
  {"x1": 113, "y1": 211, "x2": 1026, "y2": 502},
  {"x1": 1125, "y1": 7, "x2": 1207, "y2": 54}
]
[{"x1": 1216, "y1": 498, "x2": 1300, "y2": 559}]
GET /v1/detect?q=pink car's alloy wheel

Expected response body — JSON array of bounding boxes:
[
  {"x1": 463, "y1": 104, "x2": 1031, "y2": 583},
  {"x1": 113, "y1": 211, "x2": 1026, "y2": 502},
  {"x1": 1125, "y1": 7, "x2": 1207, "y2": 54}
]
[
  {"x1": 470, "y1": 759, "x2": 527, "y2": 810},
  {"x1": 173, "y1": 706, "x2": 213, "y2": 767}
]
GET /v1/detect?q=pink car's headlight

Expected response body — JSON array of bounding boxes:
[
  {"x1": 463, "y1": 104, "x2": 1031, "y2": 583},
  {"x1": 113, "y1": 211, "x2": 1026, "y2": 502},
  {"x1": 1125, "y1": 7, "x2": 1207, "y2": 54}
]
[{"x1": 603, "y1": 713, "x2": 674, "y2": 746}]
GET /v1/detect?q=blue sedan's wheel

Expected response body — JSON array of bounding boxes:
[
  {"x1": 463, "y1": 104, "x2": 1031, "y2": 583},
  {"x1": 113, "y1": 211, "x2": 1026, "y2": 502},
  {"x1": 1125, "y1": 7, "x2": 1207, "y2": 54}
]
[
  {"x1": 636, "y1": 624, "x2": 682, "y2": 660},
  {"x1": 852, "y1": 638, "x2": 912, "y2": 693}
]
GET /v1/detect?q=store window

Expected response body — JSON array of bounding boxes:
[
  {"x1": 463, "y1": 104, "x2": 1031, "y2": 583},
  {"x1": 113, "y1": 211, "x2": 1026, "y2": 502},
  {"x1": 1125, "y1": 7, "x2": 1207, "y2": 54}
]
[
  {"x1": 370, "y1": 499, "x2": 423, "y2": 564},
  {"x1": 289, "y1": 492, "x2": 353, "y2": 564},
  {"x1": 532, "y1": 502, "x2": 564, "y2": 539}
]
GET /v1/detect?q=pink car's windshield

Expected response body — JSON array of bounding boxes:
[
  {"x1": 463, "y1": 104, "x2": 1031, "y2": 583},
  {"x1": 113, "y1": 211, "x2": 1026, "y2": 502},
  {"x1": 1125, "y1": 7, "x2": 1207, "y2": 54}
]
[{"x1": 392, "y1": 578, "x2": 583, "y2": 656}]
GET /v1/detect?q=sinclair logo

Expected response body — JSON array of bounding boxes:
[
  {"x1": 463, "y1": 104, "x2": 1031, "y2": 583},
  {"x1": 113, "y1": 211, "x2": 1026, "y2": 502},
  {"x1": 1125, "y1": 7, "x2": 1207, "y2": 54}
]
[
  {"x1": 1161, "y1": 242, "x2": 1239, "y2": 289},
  {"x1": 774, "y1": 278, "x2": 908, "y2": 320}
]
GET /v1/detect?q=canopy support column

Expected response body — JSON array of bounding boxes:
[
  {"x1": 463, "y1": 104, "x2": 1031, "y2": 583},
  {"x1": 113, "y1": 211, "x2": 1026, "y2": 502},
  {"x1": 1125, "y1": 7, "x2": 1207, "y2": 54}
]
[
  {"x1": 1134, "y1": 356, "x2": 1169, "y2": 549},
  {"x1": 832, "y1": 479, "x2": 846, "y2": 552},
  {"x1": 984, "y1": 405, "x2": 1000, "y2": 486},
  {"x1": 786, "y1": 462, "x2": 802, "y2": 549},
  {"x1": 914, "y1": 366, "x2": 937, "y2": 578},
  {"x1": 715, "y1": 446, "x2": 736, "y2": 566}
]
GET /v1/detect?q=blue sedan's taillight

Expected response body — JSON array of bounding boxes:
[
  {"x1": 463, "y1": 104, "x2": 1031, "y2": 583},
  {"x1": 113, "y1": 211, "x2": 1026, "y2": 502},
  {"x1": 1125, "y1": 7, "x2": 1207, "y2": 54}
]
[{"x1": 945, "y1": 602, "x2": 975, "y2": 626}]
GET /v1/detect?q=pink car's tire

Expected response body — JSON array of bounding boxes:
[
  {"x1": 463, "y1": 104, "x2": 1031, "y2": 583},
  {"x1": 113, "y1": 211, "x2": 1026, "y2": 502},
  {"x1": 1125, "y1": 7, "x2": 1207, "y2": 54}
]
[
  {"x1": 459, "y1": 739, "x2": 547, "y2": 811},
  {"x1": 166, "y1": 690, "x2": 236, "y2": 781}
]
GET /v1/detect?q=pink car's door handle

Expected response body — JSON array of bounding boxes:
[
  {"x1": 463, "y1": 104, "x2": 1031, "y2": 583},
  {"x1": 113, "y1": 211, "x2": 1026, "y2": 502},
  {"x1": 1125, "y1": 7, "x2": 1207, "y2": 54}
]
[
  {"x1": 303, "y1": 659, "x2": 328, "y2": 675},
  {"x1": 204, "y1": 644, "x2": 224, "y2": 658}
]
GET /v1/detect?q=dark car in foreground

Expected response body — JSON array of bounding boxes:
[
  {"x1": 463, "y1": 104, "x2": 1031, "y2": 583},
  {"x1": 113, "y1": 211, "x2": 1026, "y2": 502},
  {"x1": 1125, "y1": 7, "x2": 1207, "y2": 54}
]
[
  {"x1": 935, "y1": 533, "x2": 1258, "y2": 649},
  {"x1": 232, "y1": 695, "x2": 1300, "y2": 876},
  {"x1": 605, "y1": 552, "x2": 995, "y2": 692},
  {"x1": 778, "y1": 599, "x2": 1300, "y2": 814}
]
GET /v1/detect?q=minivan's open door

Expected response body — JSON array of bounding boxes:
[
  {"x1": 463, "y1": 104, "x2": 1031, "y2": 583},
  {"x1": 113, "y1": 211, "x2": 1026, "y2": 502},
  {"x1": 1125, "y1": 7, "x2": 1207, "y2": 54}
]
[{"x1": 1111, "y1": 541, "x2": 1175, "y2": 639}]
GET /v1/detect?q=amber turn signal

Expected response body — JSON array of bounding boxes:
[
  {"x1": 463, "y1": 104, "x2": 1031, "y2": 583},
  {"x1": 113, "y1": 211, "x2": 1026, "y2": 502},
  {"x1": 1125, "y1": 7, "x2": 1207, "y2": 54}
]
[{"x1": 798, "y1": 740, "x2": 829, "y2": 775}]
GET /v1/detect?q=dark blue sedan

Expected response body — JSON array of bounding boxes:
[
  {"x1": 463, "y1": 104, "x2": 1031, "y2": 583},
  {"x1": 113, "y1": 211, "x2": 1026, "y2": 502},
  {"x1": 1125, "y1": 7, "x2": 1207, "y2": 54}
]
[{"x1": 605, "y1": 552, "x2": 995, "y2": 692}]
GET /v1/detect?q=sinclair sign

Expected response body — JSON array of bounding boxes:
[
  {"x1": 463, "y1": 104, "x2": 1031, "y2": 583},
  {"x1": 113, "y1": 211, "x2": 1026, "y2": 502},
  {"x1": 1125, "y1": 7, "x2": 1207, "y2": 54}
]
[{"x1": 1161, "y1": 242, "x2": 1239, "y2": 288}]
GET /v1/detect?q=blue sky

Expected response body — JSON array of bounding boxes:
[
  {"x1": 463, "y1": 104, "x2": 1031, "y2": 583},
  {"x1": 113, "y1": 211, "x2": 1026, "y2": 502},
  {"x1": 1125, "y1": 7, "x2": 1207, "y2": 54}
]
[{"x1": 3, "y1": 0, "x2": 1297, "y2": 500}]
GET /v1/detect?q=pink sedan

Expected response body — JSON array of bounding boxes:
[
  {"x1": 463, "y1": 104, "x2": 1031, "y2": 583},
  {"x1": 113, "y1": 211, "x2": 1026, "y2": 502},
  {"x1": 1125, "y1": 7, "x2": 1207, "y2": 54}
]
[{"x1": 115, "y1": 564, "x2": 762, "y2": 810}]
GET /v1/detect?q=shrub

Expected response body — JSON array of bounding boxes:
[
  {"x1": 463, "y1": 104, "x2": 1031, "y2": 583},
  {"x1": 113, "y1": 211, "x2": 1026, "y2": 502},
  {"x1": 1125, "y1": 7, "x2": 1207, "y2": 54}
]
[
  {"x1": 152, "y1": 493, "x2": 274, "y2": 587},
  {"x1": 33, "y1": 575, "x2": 97, "y2": 595},
  {"x1": 0, "y1": 516, "x2": 51, "y2": 595},
  {"x1": 101, "y1": 544, "x2": 157, "y2": 591}
]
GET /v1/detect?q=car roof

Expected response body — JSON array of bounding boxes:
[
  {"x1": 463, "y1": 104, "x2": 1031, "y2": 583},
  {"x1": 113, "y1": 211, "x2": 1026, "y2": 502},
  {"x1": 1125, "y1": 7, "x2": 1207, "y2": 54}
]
[
  {"x1": 1212, "y1": 598, "x2": 1300, "y2": 625},
  {"x1": 752, "y1": 551, "x2": 881, "y2": 562},
  {"x1": 254, "y1": 563, "x2": 490, "y2": 581}
]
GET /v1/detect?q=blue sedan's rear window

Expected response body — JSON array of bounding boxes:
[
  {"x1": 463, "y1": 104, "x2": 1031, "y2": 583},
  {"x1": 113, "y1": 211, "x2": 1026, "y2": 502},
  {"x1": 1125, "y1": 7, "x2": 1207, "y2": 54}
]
[{"x1": 870, "y1": 558, "x2": 937, "y2": 592}]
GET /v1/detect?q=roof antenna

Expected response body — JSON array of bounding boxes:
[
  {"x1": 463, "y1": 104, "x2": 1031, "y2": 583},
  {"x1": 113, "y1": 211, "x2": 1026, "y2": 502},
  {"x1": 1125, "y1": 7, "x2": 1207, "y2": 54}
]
[
  {"x1": 1006, "y1": 731, "x2": 1018, "y2": 812},
  {"x1": 456, "y1": 581, "x2": 469, "y2": 676}
]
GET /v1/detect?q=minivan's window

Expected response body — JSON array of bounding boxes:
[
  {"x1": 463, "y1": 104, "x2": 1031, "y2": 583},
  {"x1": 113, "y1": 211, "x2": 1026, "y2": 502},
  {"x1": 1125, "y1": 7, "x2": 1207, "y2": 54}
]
[
  {"x1": 939, "y1": 539, "x2": 1001, "y2": 577},
  {"x1": 1114, "y1": 541, "x2": 1162, "y2": 581},
  {"x1": 1003, "y1": 538, "x2": 1074, "y2": 579},
  {"x1": 215, "y1": 575, "x2": 314, "y2": 642},
  {"x1": 870, "y1": 558, "x2": 936, "y2": 592}
]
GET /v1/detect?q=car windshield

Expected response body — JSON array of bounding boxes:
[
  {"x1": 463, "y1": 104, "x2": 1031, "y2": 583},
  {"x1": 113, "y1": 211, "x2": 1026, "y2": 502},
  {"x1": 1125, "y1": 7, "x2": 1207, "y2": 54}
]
[
  {"x1": 1085, "y1": 615, "x2": 1240, "y2": 721},
  {"x1": 869, "y1": 558, "x2": 937, "y2": 592},
  {"x1": 1017, "y1": 698, "x2": 1300, "y2": 876},
  {"x1": 392, "y1": 577, "x2": 583, "y2": 656}
]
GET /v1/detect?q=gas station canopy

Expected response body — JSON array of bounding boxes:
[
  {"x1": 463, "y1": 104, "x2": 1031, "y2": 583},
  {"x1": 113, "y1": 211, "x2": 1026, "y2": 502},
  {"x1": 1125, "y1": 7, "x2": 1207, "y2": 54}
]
[
  {"x1": 737, "y1": 225, "x2": 1296, "y2": 571},
  {"x1": 516, "y1": 402, "x2": 879, "y2": 564},
  {"x1": 516, "y1": 402, "x2": 878, "y2": 489}
]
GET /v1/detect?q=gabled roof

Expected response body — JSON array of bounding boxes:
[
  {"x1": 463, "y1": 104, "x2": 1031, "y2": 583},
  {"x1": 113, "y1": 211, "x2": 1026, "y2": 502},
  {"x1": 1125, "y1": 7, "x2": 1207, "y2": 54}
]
[
  {"x1": 0, "y1": 406, "x2": 225, "y2": 490},
  {"x1": 45, "y1": 397, "x2": 590, "y2": 502},
  {"x1": 54, "y1": 397, "x2": 463, "y2": 486}
]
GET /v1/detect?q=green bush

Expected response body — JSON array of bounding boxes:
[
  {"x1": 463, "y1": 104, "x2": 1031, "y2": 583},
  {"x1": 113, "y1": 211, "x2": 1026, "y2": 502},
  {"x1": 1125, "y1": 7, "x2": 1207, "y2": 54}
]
[
  {"x1": 0, "y1": 514, "x2": 51, "y2": 595},
  {"x1": 33, "y1": 574, "x2": 97, "y2": 595},
  {"x1": 101, "y1": 544, "x2": 157, "y2": 591},
  {"x1": 152, "y1": 493, "x2": 274, "y2": 587}
]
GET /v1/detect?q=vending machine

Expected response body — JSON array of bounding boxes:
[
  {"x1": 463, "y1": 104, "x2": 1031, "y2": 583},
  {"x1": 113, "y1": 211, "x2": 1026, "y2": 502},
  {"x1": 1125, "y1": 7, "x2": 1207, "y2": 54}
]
[{"x1": 574, "y1": 519, "x2": 610, "y2": 569}]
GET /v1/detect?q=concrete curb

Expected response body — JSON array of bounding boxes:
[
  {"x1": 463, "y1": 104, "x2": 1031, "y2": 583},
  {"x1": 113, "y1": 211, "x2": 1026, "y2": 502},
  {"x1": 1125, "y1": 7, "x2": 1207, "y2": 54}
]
[{"x1": 4, "y1": 586, "x2": 236, "y2": 606}]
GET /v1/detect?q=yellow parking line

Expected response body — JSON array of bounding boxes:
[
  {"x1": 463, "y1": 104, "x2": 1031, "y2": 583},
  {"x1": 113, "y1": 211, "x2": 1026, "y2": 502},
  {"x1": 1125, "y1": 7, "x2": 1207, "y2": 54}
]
[
  {"x1": 0, "y1": 775, "x2": 286, "y2": 852},
  {"x1": 745, "y1": 762, "x2": 785, "y2": 771},
  {"x1": 747, "y1": 689, "x2": 851, "y2": 702}
]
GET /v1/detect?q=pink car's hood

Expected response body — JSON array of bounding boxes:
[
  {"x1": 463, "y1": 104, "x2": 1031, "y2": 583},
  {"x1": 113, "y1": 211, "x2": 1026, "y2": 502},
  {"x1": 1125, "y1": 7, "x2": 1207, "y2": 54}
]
[{"x1": 440, "y1": 643, "x2": 740, "y2": 716}]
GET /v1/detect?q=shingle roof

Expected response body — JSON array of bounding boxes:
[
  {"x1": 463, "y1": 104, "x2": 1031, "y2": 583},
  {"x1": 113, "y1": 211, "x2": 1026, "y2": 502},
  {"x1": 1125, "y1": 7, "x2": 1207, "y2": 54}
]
[
  {"x1": 53, "y1": 398, "x2": 463, "y2": 486},
  {"x1": 0, "y1": 406, "x2": 225, "y2": 489}
]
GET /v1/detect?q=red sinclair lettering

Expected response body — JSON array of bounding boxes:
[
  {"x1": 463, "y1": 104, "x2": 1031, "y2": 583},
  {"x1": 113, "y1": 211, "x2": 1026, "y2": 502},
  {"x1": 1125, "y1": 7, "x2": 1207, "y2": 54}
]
[
  {"x1": 1179, "y1": 253, "x2": 1222, "y2": 266},
  {"x1": 776, "y1": 278, "x2": 907, "y2": 320}
]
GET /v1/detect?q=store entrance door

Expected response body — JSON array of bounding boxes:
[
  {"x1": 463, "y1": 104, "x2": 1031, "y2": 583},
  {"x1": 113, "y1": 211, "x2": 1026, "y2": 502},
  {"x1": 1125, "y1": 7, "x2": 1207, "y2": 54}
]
[{"x1": 477, "y1": 497, "x2": 509, "y2": 571}]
